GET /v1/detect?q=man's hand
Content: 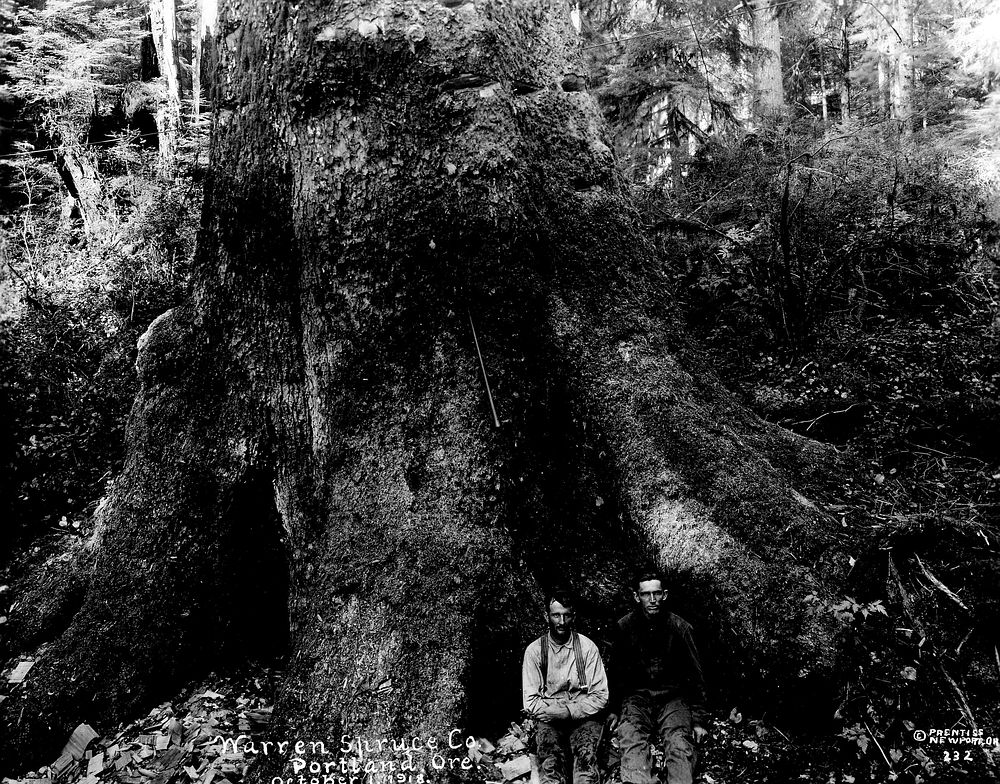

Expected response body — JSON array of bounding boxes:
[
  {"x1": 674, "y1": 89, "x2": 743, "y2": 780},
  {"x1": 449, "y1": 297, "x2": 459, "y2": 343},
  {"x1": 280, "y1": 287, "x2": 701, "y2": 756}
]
[
  {"x1": 536, "y1": 703, "x2": 570, "y2": 721},
  {"x1": 606, "y1": 713, "x2": 620, "y2": 732},
  {"x1": 693, "y1": 724, "x2": 709, "y2": 744}
]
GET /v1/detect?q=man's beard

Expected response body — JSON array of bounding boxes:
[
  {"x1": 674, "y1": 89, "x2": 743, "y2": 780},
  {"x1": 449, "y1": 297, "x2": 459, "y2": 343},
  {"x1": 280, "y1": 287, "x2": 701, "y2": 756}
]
[{"x1": 548, "y1": 620, "x2": 572, "y2": 641}]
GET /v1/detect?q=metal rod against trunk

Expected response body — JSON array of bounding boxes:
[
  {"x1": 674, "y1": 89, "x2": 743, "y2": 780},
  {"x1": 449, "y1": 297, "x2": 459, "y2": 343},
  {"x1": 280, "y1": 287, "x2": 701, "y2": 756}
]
[{"x1": 469, "y1": 311, "x2": 500, "y2": 428}]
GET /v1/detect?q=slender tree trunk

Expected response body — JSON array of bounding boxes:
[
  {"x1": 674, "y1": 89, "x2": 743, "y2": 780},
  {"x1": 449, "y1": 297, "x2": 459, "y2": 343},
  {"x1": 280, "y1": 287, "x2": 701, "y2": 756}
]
[
  {"x1": 893, "y1": 0, "x2": 914, "y2": 134},
  {"x1": 191, "y1": 0, "x2": 202, "y2": 120},
  {"x1": 1, "y1": 1, "x2": 847, "y2": 774},
  {"x1": 840, "y1": 13, "x2": 851, "y2": 121},
  {"x1": 149, "y1": 0, "x2": 181, "y2": 176},
  {"x1": 819, "y1": 41, "x2": 829, "y2": 123},
  {"x1": 750, "y1": 0, "x2": 784, "y2": 117},
  {"x1": 139, "y1": 13, "x2": 158, "y2": 81},
  {"x1": 877, "y1": 51, "x2": 889, "y2": 116}
]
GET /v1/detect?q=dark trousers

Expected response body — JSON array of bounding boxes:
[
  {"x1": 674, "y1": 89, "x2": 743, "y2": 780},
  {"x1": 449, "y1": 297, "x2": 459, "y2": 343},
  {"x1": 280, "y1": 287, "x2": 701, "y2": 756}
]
[
  {"x1": 535, "y1": 716, "x2": 602, "y2": 784},
  {"x1": 618, "y1": 690, "x2": 695, "y2": 784}
]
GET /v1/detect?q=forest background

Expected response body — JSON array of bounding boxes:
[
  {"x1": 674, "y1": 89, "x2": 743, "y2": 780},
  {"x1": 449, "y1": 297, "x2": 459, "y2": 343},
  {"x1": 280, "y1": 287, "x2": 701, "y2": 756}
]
[{"x1": 1, "y1": 0, "x2": 1000, "y2": 783}]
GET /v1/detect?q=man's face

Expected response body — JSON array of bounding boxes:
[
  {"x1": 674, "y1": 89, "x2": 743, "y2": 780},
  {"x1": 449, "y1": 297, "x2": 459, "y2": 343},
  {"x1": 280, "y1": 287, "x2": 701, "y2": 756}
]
[
  {"x1": 634, "y1": 579, "x2": 665, "y2": 618},
  {"x1": 546, "y1": 600, "x2": 574, "y2": 643}
]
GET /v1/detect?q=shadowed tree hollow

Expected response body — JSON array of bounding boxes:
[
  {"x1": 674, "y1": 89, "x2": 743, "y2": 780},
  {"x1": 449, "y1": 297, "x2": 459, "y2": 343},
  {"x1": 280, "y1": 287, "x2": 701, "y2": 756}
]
[{"x1": 1, "y1": 0, "x2": 858, "y2": 775}]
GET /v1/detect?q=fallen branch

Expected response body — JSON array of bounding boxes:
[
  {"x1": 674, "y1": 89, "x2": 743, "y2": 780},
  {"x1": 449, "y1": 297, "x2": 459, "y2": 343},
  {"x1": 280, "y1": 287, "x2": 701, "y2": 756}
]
[
  {"x1": 864, "y1": 721, "x2": 894, "y2": 774},
  {"x1": 955, "y1": 628, "x2": 973, "y2": 656},
  {"x1": 889, "y1": 556, "x2": 998, "y2": 772},
  {"x1": 937, "y1": 666, "x2": 977, "y2": 731},
  {"x1": 914, "y1": 554, "x2": 969, "y2": 611},
  {"x1": 792, "y1": 402, "x2": 866, "y2": 431},
  {"x1": 645, "y1": 215, "x2": 745, "y2": 247}
]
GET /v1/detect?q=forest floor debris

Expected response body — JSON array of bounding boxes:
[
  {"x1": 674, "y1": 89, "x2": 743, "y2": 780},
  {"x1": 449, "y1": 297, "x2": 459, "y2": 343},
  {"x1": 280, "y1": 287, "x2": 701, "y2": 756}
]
[
  {"x1": 0, "y1": 664, "x2": 988, "y2": 784},
  {"x1": 1, "y1": 670, "x2": 277, "y2": 784},
  {"x1": 469, "y1": 710, "x2": 988, "y2": 784},
  {"x1": 0, "y1": 663, "x2": 986, "y2": 784}
]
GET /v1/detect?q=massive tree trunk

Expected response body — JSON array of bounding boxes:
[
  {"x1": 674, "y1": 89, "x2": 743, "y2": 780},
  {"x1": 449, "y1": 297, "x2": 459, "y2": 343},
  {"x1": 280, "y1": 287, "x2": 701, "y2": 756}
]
[{"x1": 1, "y1": 0, "x2": 849, "y2": 775}]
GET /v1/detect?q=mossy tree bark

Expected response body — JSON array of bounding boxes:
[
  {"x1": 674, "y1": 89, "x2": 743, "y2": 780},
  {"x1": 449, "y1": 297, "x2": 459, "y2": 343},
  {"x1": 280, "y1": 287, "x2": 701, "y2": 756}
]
[{"x1": 1, "y1": 0, "x2": 848, "y2": 775}]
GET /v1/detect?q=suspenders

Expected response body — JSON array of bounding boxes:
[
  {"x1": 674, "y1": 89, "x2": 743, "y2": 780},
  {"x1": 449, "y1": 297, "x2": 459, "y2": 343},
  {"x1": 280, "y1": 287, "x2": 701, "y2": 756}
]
[{"x1": 537, "y1": 633, "x2": 588, "y2": 689}]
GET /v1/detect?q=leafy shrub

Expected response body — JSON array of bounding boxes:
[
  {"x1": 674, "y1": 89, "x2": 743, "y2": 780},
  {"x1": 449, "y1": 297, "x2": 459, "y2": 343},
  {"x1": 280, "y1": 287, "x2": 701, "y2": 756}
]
[
  {"x1": 0, "y1": 163, "x2": 196, "y2": 565},
  {"x1": 648, "y1": 121, "x2": 998, "y2": 351}
]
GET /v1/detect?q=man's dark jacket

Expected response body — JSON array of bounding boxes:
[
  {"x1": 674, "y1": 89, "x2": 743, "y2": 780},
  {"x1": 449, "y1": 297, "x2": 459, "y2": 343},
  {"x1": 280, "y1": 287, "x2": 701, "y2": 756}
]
[{"x1": 608, "y1": 609, "x2": 707, "y2": 725}]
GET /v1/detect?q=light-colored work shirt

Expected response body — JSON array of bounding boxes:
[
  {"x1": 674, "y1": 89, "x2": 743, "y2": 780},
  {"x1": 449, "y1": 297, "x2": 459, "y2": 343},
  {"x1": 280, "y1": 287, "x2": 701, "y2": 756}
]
[{"x1": 522, "y1": 632, "x2": 609, "y2": 720}]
